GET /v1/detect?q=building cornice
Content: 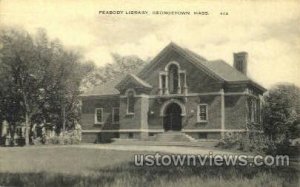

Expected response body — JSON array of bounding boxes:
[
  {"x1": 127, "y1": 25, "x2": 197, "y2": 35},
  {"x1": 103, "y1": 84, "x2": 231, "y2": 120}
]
[{"x1": 81, "y1": 91, "x2": 260, "y2": 100}]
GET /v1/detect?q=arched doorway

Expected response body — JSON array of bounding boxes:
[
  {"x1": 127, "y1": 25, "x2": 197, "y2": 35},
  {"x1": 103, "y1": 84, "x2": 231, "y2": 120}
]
[{"x1": 163, "y1": 103, "x2": 182, "y2": 131}]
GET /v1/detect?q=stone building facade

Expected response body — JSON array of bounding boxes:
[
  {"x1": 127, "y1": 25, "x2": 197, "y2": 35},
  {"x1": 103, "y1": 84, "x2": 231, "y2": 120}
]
[{"x1": 80, "y1": 43, "x2": 266, "y2": 143}]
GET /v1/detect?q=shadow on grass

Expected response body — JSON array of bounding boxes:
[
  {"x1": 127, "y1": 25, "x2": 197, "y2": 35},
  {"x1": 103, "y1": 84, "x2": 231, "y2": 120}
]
[{"x1": 0, "y1": 162, "x2": 299, "y2": 187}]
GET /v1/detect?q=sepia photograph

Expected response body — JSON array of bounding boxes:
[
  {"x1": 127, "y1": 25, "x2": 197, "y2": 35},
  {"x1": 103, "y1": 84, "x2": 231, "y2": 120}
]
[{"x1": 0, "y1": 0, "x2": 299, "y2": 186}]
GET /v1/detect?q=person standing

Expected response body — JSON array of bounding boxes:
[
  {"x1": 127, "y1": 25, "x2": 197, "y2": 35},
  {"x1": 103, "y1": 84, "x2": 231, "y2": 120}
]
[
  {"x1": 74, "y1": 120, "x2": 82, "y2": 142},
  {"x1": 1, "y1": 120, "x2": 9, "y2": 146}
]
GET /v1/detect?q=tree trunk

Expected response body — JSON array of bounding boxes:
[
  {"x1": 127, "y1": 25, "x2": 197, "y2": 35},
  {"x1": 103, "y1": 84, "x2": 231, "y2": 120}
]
[
  {"x1": 25, "y1": 112, "x2": 30, "y2": 145},
  {"x1": 62, "y1": 102, "x2": 66, "y2": 133},
  {"x1": 22, "y1": 88, "x2": 30, "y2": 146}
]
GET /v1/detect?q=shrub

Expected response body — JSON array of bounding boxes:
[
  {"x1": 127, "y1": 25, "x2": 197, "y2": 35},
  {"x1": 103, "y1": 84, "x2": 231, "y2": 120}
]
[
  {"x1": 47, "y1": 130, "x2": 81, "y2": 145},
  {"x1": 217, "y1": 132, "x2": 243, "y2": 149},
  {"x1": 217, "y1": 132, "x2": 276, "y2": 154},
  {"x1": 32, "y1": 137, "x2": 43, "y2": 145},
  {"x1": 48, "y1": 136, "x2": 60, "y2": 144}
]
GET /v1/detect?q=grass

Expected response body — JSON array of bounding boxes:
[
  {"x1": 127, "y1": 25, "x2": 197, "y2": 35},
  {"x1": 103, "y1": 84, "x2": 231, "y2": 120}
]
[{"x1": 0, "y1": 146, "x2": 299, "y2": 187}]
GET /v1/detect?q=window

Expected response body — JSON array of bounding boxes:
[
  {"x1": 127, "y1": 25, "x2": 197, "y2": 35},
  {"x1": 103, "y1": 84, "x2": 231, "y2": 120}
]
[
  {"x1": 180, "y1": 72, "x2": 186, "y2": 94},
  {"x1": 197, "y1": 104, "x2": 208, "y2": 122},
  {"x1": 112, "y1": 107, "x2": 120, "y2": 123},
  {"x1": 161, "y1": 75, "x2": 166, "y2": 94},
  {"x1": 248, "y1": 98, "x2": 259, "y2": 123},
  {"x1": 159, "y1": 62, "x2": 187, "y2": 95},
  {"x1": 252, "y1": 101, "x2": 256, "y2": 122},
  {"x1": 159, "y1": 74, "x2": 168, "y2": 95},
  {"x1": 127, "y1": 90, "x2": 135, "y2": 114},
  {"x1": 168, "y1": 64, "x2": 179, "y2": 94},
  {"x1": 95, "y1": 108, "x2": 103, "y2": 124}
]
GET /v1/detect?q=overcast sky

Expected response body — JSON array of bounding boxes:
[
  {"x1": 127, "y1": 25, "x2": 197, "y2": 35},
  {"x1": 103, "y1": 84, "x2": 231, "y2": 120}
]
[{"x1": 1, "y1": 0, "x2": 299, "y2": 88}]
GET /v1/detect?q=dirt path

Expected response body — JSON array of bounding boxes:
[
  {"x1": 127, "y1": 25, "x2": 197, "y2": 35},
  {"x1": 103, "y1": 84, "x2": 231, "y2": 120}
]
[{"x1": 73, "y1": 143, "x2": 248, "y2": 156}]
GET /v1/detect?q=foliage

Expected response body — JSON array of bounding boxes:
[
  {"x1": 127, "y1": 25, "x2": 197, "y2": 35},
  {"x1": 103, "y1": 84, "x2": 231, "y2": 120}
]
[
  {"x1": 262, "y1": 83, "x2": 300, "y2": 141},
  {"x1": 0, "y1": 26, "x2": 147, "y2": 145},
  {"x1": 81, "y1": 53, "x2": 146, "y2": 91},
  {"x1": 217, "y1": 131, "x2": 277, "y2": 154},
  {"x1": 217, "y1": 131, "x2": 299, "y2": 155},
  {"x1": 31, "y1": 124, "x2": 81, "y2": 145},
  {"x1": 47, "y1": 131, "x2": 81, "y2": 145},
  {"x1": 0, "y1": 27, "x2": 94, "y2": 144},
  {"x1": 218, "y1": 84, "x2": 300, "y2": 154}
]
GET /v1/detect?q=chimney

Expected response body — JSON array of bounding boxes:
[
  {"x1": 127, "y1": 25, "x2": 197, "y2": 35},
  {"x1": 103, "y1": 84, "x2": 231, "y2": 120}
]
[{"x1": 233, "y1": 52, "x2": 248, "y2": 75}]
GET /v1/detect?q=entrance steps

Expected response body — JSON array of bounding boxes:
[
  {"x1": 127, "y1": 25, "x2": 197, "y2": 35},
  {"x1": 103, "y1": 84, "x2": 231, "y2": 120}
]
[
  {"x1": 151, "y1": 131, "x2": 197, "y2": 142},
  {"x1": 111, "y1": 132, "x2": 219, "y2": 148}
]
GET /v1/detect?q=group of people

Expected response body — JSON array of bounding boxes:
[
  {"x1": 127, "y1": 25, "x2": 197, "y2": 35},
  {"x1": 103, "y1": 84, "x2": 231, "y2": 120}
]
[
  {"x1": 0, "y1": 119, "x2": 82, "y2": 146},
  {"x1": 0, "y1": 120, "x2": 26, "y2": 146}
]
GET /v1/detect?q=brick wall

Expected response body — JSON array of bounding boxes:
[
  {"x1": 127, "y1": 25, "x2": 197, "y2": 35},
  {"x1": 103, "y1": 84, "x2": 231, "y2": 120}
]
[
  {"x1": 147, "y1": 95, "x2": 222, "y2": 130},
  {"x1": 183, "y1": 95, "x2": 222, "y2": 129},
  {"x1": 80, "y1": 48, "x2": 257, "y2": 141},
  {"x1": 119, "y1": 97, "x2": 141, "y2": 129},
  {"x1": 81, "y1": 132, "x2": 98, "y2": 143},
  {"x1": 225, "y1": 95, "x2": 247, "y2": 129},
  {"x1": 81, "y1": 96, "x2": 120, "y2": 130},
  {"x1": 139, "y1": 50, "x2": 222, "y2": 95}
]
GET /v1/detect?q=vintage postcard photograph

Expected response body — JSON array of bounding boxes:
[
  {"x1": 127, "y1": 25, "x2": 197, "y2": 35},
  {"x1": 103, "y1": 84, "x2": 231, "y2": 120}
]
[{"x1": 0, "y1": 0, "x2": 299, "y2": 186}]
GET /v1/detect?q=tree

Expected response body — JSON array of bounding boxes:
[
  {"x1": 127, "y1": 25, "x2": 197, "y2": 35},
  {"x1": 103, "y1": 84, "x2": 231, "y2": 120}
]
[
  {"x1": 262, "y1": 83, "x2": 300, "y2": 142},
  {"x1": 0, "y1": 27, "x2": 94, "y2": 145},
  {"x1": 81, "y1": 53, "x2": 146, "y2": 91},
  {"x1": 0, "y1": 28, "x2": 42, "y2": 145}
]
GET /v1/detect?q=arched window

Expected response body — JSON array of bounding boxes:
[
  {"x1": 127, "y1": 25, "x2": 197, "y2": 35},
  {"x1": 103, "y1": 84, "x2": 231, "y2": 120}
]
[
  {"x1": 127, "y1": 90, "x2": 135, "y2": 114},
  {"x1": 168, "y1": 64, "x2": 179, "y2": 94},
  {"x1": 159, "y1": 61, "x2": 187, "y2": 95}
]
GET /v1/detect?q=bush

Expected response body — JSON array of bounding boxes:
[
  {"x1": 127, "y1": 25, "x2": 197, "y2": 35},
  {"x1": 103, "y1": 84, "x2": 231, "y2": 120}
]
[
  {"x1": 217, "y1": 132, "x2": 243, "y2": 149},
  {"x1": 217, "y1": 132, "x2": 276, "y2": 154},
  {"x1": 47, "y1": 130, "x2": 81, "y2": 145},
  {"x1": 32, "y1": 137, "x2": 43, "y2": 145},
  {"x1": 47, "y1": 136, "x2": 60, "y2": 144}
]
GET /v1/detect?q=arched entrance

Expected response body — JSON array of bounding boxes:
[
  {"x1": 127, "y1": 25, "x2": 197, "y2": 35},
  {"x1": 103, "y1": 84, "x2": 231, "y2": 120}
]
[{"x1": 163, "y1": 103, "x2": 182, "y2": 131}]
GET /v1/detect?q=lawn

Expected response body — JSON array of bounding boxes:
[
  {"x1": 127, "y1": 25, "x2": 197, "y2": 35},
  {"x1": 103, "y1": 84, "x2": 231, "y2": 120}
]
[{"x1": 0, "y1": 146, "x2": 299, "y2": 187}]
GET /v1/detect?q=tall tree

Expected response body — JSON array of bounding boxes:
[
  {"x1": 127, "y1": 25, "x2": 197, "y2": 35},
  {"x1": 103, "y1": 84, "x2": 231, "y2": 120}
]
[
  {"x1": 262, "y1": 83, "x2": 300, "y2": 142},
  {"x1": 0, "y1": 27, "x2": 95, "y2": 145},
  {"x1": 0, "y1": 28, "x2": 41, "y2": 144}
]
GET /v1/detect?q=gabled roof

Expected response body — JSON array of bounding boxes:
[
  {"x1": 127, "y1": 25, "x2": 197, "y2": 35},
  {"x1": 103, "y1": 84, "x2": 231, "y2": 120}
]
[
  {"x1": 138, "y1": 42, "x2": 223, "y2": 81},
  {"x1": 115, "y1": 74, "x2": 152, "y2": 91},
  {"x1": 81, "y1": 42, "x2": 266, "y2": 97},
  {"x1": 138, "y1": 42, "x2": 266, "y2": 92},
  {"x1": 205, "y1": 59, "x2": 249, "y2": 82},
  {"x1": 81, "y1": 78, "x2": 121, "y2": 96}
]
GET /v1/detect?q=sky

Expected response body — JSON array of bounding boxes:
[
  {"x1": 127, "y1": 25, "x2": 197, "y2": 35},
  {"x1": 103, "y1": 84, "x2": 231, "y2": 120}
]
[{"x1": 0, "y1": 0, "x2": 299, "y2": 89}]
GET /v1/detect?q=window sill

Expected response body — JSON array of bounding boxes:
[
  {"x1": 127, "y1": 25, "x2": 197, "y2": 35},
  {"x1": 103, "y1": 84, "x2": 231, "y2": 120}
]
[
  {"x1": 94, "y1": 122, "x2": 104, "y2": 126},
  {"x1": 196, "y1": 121, "x2": 208, "y2": 124}
]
